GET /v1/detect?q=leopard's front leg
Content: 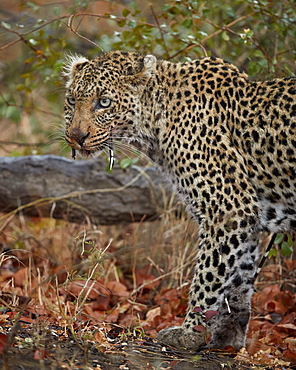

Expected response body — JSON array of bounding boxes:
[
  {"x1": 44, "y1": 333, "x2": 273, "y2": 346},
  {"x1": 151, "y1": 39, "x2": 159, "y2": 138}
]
[{"x1": 157, "y1": 213, "x2": 261, "y2": 350}]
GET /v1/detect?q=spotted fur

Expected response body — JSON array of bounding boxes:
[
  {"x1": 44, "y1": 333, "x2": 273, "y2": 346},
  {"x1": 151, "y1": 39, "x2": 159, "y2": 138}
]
[{"x1": 64, "y1": 51, "x2": 296, "y2": 350}]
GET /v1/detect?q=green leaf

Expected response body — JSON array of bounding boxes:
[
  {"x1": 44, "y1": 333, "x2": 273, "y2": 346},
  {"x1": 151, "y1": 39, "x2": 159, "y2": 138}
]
[
  {"x1": 24, "y1": 57, "x2": 35, "y2": 64},
  {"x1": 281, "y1": 242, "x2": 293, "y2": 256},
  {"x1": 182, "y1": 19, "x2": 193, "y2": 29},
  {"x1": 106, "y1": 164, "x2": 113, "y2": 173},
  {"x1": 258, "y1": 59, "x2": 268, "y2": 68},
  {"x1": 267, "y1": 248, "x2": 277, "y2": 258},
  {"x1": 122, "y1": 8, "x2": 130, "y2": 17},
  {"x1": 274, "y1": 233, "x2": 284, "y2": 244},
  {"x1": 119, "y1": 157, "x2": 138, "y2": 169},
  {"x1": 1, "y1": 21, "x2": 11, "y2": 30},
  {"x1": 287, "y1": 233, "x2": 294, "y2": 246},
  {"x1": 222, "y1": 31, "x2": 230, "y2": 41},
  {"x1": 4, "y1": 105, "x2": 20, "y2": 123},
  {"x1": 162, "y1": 4, "x2": 171, "y2": 11},
  {"x1": 117, "y1": 19, "x2": 126, "y2": 27},
  {"x1": 127, "y1": 20, "x2": 137, "y2": 28},
  {"x1": 202, "y1": 8, "x2": 211, "y2": 17},
  {"x1": 167, "y1": 6, "x2": 180, "y2": 15},
  {"x1": 21, "y1": 73, "x2": 31, "y2": 79},
  {"x1": 120, "y1": 158, "x2": 133, "y2": 169},
  {"x1": 16, "y1": 84, "x2": 27, "y2": 91},
  {"x1": 53, "y1": 6, "x2": 61, "y2": 16},
  {"x1": 27, "y1": 2, "x2": 40, "y2": 12},
  {"x1": 11, "y1": 150, "x2": 21, "y2": 157}
]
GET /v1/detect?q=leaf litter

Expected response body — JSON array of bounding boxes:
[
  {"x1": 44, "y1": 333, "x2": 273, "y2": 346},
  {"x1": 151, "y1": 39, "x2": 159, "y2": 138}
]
[{"x1": 0, "y1": 215, "x2": 295, "y2": 369}]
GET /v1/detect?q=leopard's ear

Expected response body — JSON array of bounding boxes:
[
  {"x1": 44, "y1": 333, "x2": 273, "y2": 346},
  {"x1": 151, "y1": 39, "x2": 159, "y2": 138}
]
[
  {"x1": 63, "y1": 54, "x2": 89, "y2": 87},
  {"x1": 122, "y1": 54, "x2": 157, "y2": 89}
]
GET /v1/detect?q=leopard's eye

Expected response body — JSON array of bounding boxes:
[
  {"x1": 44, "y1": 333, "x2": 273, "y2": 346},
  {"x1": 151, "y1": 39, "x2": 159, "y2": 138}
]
[
  {"x1": 67, "y1": 96, "x2": 76, "y2": 106},
  {"x1": 95, "y1": 98, "x2": 112, "y2": 110}
]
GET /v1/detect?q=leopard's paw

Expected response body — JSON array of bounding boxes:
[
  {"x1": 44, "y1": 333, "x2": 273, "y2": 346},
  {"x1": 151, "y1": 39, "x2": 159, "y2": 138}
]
[{"x1": 156, "y1": 327, "x2": 205, "y2": 350}]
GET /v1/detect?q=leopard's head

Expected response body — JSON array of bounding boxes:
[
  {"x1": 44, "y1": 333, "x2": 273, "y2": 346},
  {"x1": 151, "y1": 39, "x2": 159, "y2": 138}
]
[{"x1": 63, "y1": 51, "x2": 157, "y2": 160}]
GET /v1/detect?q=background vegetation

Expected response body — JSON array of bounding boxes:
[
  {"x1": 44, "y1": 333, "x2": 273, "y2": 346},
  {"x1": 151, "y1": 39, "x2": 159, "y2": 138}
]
[
  {"x1": 0, "y1": 0, "x2": 295, "y2": 157},
  {"x1": 0, "y1": 0, "x2": 295, "y2": 368}
]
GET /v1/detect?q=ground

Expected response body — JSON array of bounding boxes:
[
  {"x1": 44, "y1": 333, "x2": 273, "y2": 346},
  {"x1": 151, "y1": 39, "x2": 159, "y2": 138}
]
[{"x1": 0, "y1": 212, "x2": 295, "y2": 369}]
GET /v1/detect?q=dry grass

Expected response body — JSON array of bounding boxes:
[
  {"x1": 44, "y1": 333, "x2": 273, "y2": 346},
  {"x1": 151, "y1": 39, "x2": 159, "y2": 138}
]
[{"x1": 0, "y1": 203, "x2": 199, "y2": 323}]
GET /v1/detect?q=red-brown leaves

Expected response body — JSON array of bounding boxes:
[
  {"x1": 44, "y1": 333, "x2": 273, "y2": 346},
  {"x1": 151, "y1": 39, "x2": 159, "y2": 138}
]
[
  {"x1": 0, "y1": 333, "x2": 7, "y2": 354},
  {"x1": 0, "y1": 216, "x2": 295, "y2": 367},
  {"x1": 252, "y1": 284, "x2": 295, "y2": 316},
  {"x1": 247, "y1": 283, "x2": 296, "y2": 364}
]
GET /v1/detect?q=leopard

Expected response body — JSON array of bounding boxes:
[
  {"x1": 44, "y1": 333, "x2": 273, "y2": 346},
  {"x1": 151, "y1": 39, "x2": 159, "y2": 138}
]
[{"x1": 63, "y1": 50, "x2": 296, "y2": 351}]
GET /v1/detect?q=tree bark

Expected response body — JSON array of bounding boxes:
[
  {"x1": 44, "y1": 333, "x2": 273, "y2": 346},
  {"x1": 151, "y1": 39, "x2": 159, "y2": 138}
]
[{"x1": 0, "y1": 155, "x2": 176, "y2": 225}]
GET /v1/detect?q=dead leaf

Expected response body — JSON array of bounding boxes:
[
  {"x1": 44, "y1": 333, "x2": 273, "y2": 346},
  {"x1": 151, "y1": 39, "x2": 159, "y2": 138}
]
[
  {"x1": 12, "y1": 268, "x2": 28, "y2": 287},
  {"x1": 105, "y1": 308, "x2": 120, "y2": 323},
  {"x1": 91, "y1": 295, "x2": 110, "y2": 311},
  {"x1": 0, "y1": 333, "x2": 7, "y2": 354},
  {"x1": 119, "y1": 314, "x2": 139, "y2": 327},
  {"x1": 204, "y1": 310, "x2": 218, "y2": 322},
  {"x1": 106, "y1": 281, "x2": 129, "y2": 298},
  {"x1": 252, "y1": 284, "x2": 294, "y2": 316},
  {"x1": 146, "y1": 307, "x2": 161, "y2": 322},
  {"x1": 193, "y1": 324, "x2": 206, "y2": 333},
  {"x1": 135, "y1": 265, "x2": 159, "y2": 291},
  {"x1": 285, "y1": 259, "x2": 296, "y2": 271},
  {"x1": 277, "y1": 323, "x2": 296, "y2": 331},
  {"x1": 33, "y1": 349, "x2": 49, "y2": 360},
  {"x1": 156, "y1": 314, "x2": 184, "y2": 331},
  {"x1": 65, "y1": 280, "x2": 110, "y2": 300}
]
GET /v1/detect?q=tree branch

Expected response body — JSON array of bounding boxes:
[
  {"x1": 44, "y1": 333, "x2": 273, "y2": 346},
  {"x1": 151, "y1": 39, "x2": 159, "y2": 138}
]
[{"x1": 0, "y1": 155, "x2": 176, "y2": 226}]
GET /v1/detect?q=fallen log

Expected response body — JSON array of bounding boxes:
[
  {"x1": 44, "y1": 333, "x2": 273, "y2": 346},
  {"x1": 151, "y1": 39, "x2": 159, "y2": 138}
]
[{"x1": 0, "y1": 155, "x2": 176, "y2": 225}]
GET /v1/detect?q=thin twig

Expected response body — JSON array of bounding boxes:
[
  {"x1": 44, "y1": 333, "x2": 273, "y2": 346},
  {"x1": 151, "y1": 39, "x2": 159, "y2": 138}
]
[
  {"x1": 150, "y1": 4, "x2": 169, "y2": 57},
  {"x1": 0, "y1": 15, "x2": 68, "y2": 51},
  {"x1": 169, "y1": 11, "x2": 257, "y2": 59},
  {"x1": 0, "y1": 140, "x2": 58, "y2": 147},
  {"x1": 0, "y1": 13, "x2": 162, "y2": 52},
  {"x1": 0, "y1": 93, "x2": 62, "y2": 118},
  {"x1": 0, "y1": 24, "x2": 47, "y2": 58},
  {"x1": 67, "y1": 14, "x2": 103, "y2": 51}
]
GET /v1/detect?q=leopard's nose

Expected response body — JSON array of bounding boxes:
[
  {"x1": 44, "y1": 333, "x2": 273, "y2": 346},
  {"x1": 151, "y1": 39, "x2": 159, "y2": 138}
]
[{"x1": 70, "y1": 128, "x2": 90, "y2": 147}]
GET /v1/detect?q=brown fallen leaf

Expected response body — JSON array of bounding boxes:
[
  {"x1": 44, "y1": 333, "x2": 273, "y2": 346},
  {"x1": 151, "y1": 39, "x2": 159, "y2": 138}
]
[
  {"x1": 65, "y1": 280, "x2": 110, "y2": 300},
  {"x1": 33, "y1": 349, "x2": 49, "y2": 360},
  {"x1": 0, "y1": 333, "x2": 7, "y2": 354},
  {"x1": 135, "y1": 265, "x2": 159, "y2": 291},
  {"x1": 146, "y1": 306, "x2": 161, "y2": 322}
]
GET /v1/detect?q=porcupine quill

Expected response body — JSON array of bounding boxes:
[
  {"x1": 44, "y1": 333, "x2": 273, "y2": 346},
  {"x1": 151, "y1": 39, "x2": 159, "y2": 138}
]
[
  {"x1": 109, "y1": 136, "x2": 115, "y2": 170},
  {"x1": 109, "y1": 147, "x2": 115, "y2": 171},
  {"x1": 71, "y1": 148, "x2": 76, "y2": 160}
]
